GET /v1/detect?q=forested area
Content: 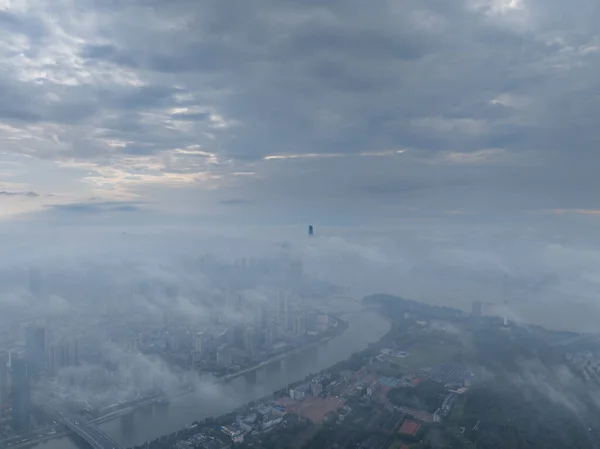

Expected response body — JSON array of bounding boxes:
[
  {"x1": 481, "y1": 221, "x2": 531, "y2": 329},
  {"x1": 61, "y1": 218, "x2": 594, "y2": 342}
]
[
  {"x1": 387, "y1": 380, "x2": 448, "y2": 413},
  {"x1": 459, "y1": 384, "x2": 600, "y2": 449}
]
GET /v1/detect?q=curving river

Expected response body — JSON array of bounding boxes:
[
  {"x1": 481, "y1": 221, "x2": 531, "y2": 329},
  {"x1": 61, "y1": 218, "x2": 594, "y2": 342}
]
[{"x1": 32, "y1": 298, "x2": 389, "y2": 449}]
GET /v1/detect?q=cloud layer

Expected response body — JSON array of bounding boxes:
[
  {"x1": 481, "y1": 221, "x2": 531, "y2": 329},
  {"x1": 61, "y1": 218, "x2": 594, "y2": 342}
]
[{"x1": 0, "y1": 0, "x2": 599, "y2": 223}]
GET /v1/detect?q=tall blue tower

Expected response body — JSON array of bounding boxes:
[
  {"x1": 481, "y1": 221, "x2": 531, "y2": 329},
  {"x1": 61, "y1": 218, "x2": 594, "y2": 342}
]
[{"x1": 308, "y1": 225, "x2": 314, "y2": 237}]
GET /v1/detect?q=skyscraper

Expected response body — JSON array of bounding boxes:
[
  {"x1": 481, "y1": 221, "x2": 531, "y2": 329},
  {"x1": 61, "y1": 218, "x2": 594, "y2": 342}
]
[
  {"x1": 231, "y1": 323, "x2": 245, "y2": 348},
  {"x1": 193, "y1": 332, "x2": 205, "y2": 355},
  {"x1": 308, "y1": 225, "x2": 314, "y2": 237},
  {"x1": 293, "y1": 311, "x2": 307, "y2": 335},
  {"x1": 263, "y1": 325, "x2": 275, "y2": 352},
  {"x1": 277, "y1": 292, "x2": 292, "y2": 331},
  {"x1": 48, "y1": 336, "x2": 79, "y2": 373},
  {"x1": 25, "y1": 326, "x2": 46, "y2": 377},
  {"x1": 255, "y1": 303, "x2": 268, "y2": 329},
  {"x1": 0, "y1": 351, "x2": 8, "y2": 417},
  {"x1": 243, "y1": 326, "x2": 259, "y2": 359},
  {"x1": 11, "y1": 356, "x2": 30, "y2": 432},
  {"x1": 28, "y1": 267, "x2": 41, "y2": 297}
]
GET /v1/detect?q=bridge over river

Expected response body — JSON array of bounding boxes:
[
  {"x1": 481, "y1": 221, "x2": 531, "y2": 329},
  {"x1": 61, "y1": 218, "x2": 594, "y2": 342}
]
[{"x1": 45, "y1": 406, "x2": 123, "y2": 449}]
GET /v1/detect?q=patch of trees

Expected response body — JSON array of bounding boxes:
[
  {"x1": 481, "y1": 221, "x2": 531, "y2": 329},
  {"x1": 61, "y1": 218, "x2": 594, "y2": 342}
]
[
  {"x1": 363, "y1": 294, "x2": 465, "y2": 322},
  {"x1": 387, "y1": 380, "x2": 448, "y2": 413},
  {"x1": 472, "y1": 328, "x2": 564, "y2": 371},
  {"x1": 238, "y1": 418, "x2": 312, "y2": 449},
  {"x1": 459, "y1": 384, "x2": 599, "y2": 449}
]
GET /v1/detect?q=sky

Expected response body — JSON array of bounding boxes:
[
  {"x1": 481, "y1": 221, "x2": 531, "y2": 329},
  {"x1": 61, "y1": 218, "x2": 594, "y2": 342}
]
[
  {"x1": 1, "y1": 0, "x2": 600, "y2": 226},
  {"x1": 4, "y1": 0, "x2": 600, "y2": 332}
]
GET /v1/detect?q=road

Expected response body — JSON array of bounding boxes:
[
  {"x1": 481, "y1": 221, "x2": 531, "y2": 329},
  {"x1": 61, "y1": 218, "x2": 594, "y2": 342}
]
[{"x1": 49, "y1": 408, "x2": 123, "y2": 449}]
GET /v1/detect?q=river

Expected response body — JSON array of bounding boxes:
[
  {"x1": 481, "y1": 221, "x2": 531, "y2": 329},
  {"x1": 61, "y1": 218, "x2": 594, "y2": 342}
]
[{"x1": 32, "y1": 298, "x2": 389, "y2": 449}]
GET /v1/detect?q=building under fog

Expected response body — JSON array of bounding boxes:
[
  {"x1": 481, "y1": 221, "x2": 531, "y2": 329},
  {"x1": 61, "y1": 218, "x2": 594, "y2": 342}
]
[
  {"x1": 25, "y1": 326, "x2": 46, "y2": 378},
  {"x1": 243, "y1": 326, "x2": 259, "y2": 359},
  {"x1": 293, "y1": 311, "x2": 307, "y2": 335},
  {"x1": 193, "y1": 332, "x2": 205, "y2": 355},
  {"x1": 28, "y1": 267, "x2": 42, "y2": 297},
  {"x1": 11, "y1": 356, "x2": 30, "y2": 432},
  {"x1": 0, "y1": 351, "x2": 8, "y2": 417},
  {"x1": 277, "y1": 292, "x2": 292, "y2": 331},
  {"x1": 47, "y1": 336, "x2": 79, "y2": 375}
]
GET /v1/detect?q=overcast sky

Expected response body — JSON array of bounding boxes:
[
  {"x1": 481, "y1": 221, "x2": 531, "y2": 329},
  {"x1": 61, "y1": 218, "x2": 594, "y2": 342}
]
[{"x1": 2, "y1": 0, "x2": 600, "y2": 226}]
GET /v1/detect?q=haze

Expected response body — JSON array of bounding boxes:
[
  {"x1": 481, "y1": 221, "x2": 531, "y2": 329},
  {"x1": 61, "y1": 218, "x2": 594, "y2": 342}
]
[
  {"x1": 0, "y1": 0, "x2": 599, "y2": 329},
  {"x1": 3, "y1": 1, "x2": 600, "y2": 448}
]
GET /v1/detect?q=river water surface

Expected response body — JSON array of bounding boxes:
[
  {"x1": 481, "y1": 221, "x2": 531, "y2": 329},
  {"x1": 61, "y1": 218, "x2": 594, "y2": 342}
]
[{"x1": 34, "y1": 299, "x2": 389, "y2": 449}]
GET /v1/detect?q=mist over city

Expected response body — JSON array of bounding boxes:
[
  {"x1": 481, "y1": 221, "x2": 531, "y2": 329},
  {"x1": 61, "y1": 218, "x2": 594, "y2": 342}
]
[{"x1": 3, "y1": 0, "x2": 600, "y2": 448}]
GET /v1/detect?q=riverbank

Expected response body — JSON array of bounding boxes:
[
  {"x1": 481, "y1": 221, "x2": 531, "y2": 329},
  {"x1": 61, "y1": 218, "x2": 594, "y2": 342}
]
[
  {"x1": 29, "y1": 298, "x2": 388, "y2": 449},
  {"x1": 7, "y1": 315, "x2": 350, "y2": 449},
  {"x1": 220, "y1": 315, "x2": 349, "y2": 382},
  {"x1": 127, "y1": 303, "x2": 388, "y2": 449}
]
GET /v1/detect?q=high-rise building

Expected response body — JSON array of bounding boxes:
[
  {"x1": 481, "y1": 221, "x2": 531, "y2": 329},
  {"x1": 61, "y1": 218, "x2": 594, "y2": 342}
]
[
  {"x1": 194, "y1": 332, "x2": 204, "y2": 355},
  {"x1": 263, "y1": 326, "x2": 275, "y2": 352},
  {"x1": 277, "y1": 292, "x2": 292, "y2": 332},
  {"x1": 293, "y1": 311, "x2": 307, "y2": 335},
  {"x1": 28, "y1": 267, "x2": 41, "y2": 297},
  {"x1": 243, "y1": 326, "x2": 259, "y2": 358},
  {"x1": 0, "y1": 351, "x2": 8, "y2": 417},
  {"x1": 11, "y1": 356, "x2": 30, "y2": 432},
  {"x1": 235, "y1": 295, "x2": 243, "y2": 313},
  {"x1": 216, "y1": 344, "x2": 231, "y2": 367},
  {"x1": 47, "y1": 336, "x2": 79, "y2": 375},
  {"x1": 310, "y1": 382, "x2": 323, "y2": 397},
  {"x1": 231, "y1": 324, "x2": 245, "y2": 349},
  {"x1": 126, "y1": 337, "x2": 139, "y2": 353},
  {"x1": 290, "y1": 260, "x2": 303, "y2": 278},
  {"x1": 25, "y1": 326, "x2": 45, "y2": 377},
  {"x1": 255, "y1": 303, "x2": 268, "y2": 329},
  {"x1": 276, "y1": 292, "x2": 285, "y2": 322},
  {"x1": 308, "y1": 225, "x2": 314, "y2": 237}
]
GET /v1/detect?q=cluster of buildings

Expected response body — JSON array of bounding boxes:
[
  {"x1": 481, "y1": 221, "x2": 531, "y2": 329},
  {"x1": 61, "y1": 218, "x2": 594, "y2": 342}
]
[
  {"x1": 112, "y1": 275, "x2": 334, "y2": 375},
  {"x1": 0, "y1": 255, "x2": 333, "y2": 440},
  {"x1": 0, "y1": 324, "x2": 80, "y2": 433},
  {"x1": 209, "y1": 292, "x2": 332, "y2": 371},
  {"x1": 220, "y1": 403, "x2": 287, "y2": 443},
  {"x1": 174, "y1": 432, "x2": 231, "y2": 449},
  {"x1": 566, "y1": 352, "x2": 600, "y2": 382},
  {"x1": 288, "y1": 379, "x2": 324, "y2": 401}
]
